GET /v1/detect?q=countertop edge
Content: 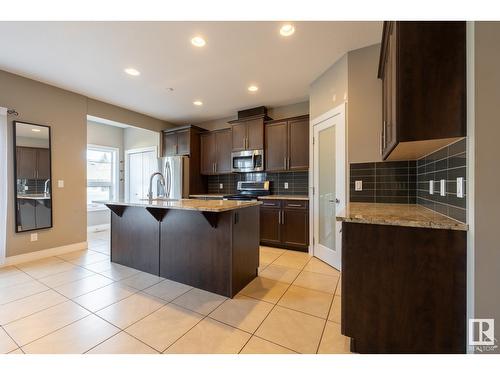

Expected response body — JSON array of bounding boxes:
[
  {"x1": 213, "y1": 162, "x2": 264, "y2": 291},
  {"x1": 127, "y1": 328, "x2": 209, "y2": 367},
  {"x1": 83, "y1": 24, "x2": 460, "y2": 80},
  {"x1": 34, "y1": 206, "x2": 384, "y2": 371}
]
[
  {"x1": 101, "y1": 199, "x2": 262, "y2": 213},
  {"x1": 336, "y1": 216, "x2": 468, "y2": 231}
]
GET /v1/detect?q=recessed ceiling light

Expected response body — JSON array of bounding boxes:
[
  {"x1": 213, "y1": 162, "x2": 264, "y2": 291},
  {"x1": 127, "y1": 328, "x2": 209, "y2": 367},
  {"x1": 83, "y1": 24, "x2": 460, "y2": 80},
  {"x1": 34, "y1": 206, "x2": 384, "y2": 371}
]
[
  {"x1": 248, "y1": 85, "x2": 259, "y2": 92},
  {"x1": 191, "y1": 36, "x2": 206, "y2": 47},
  {"x1": 280, "y1": 24, "x2": 295, "y2": 37},
  {"x1": 31, "y1": 128, "x2": 41, "y2": 132},
  {"x1": 193, "y1": 100, "x2": 203, "y2": 106},
  {"x1": 124, "y1": 68, "x2": 140, "y2": 76}
]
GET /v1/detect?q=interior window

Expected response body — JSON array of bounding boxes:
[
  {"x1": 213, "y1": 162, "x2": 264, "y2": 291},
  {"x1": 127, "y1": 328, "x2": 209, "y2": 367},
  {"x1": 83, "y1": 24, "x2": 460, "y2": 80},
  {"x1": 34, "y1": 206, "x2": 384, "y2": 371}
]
[{"x1": 87, "y1": 146, "x2": 118, "y2": 210}]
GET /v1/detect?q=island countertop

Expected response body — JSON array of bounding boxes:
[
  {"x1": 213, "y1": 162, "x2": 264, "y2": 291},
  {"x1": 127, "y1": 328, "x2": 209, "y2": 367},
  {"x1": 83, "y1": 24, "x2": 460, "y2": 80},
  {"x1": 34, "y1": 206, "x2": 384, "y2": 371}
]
[
  {"x1": 337, "y1": 202, "x2": 468, "y2": 231},
  {"x1": 101, "y1": 198, "x2": 261, "y2": 212}
]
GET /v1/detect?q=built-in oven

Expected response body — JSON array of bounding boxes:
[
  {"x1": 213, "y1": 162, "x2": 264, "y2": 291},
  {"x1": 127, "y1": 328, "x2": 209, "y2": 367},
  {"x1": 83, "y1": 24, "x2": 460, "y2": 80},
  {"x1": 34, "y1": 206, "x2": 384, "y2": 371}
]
[{"x1": 231, "y1": 149, "x2": 264, "y2": 173}]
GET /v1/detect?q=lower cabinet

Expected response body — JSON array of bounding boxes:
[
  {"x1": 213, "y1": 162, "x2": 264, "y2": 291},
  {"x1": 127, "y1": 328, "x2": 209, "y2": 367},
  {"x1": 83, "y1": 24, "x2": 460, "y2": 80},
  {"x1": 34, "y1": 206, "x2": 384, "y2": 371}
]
[{"x1": 259, "y1": 199, "x2": 309, "y2": 252}]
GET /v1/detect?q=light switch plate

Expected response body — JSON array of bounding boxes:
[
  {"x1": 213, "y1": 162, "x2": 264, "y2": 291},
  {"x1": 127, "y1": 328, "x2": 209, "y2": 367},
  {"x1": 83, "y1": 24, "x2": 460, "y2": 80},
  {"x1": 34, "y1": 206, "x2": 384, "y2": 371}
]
[
  {"x1": 219, "y1": 183, "x2": 223, "y2": 189},
  {"x1": 457, "y1": 177, "x2": 464, "y2": 198},
  {"x1": 284, "y1": 182, "x2": 289, "y2": 189},
  {"x1": 440, "y1": 179, "x2": 446, "y2": 197},
  {"x1": 429, "y1": 180, "x2": 434, "y2": 195},
  {"x1": 355, "y1": 180, "x2": 363, "y2": 191},
  {"x1": 58, "y1": 180, "x2": 64, "y2": 188},
  {"x1": 30, "y1": 233, "x2": 38, "y2": 242}
]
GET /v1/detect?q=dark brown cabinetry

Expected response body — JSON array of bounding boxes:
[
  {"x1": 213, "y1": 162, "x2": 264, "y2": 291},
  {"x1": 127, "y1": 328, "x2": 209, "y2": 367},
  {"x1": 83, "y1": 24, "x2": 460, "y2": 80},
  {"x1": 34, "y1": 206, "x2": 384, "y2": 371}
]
[
  {"x1": 341, "y1": 222, "x2": 466, "y2": 353},
  {"x1": 265, "y1": 115, "x2": 309, "y2": 172},
  {"x1": 16, "y1": 147, "x2": 50, "y2": 179},
  {"x1": 162, "y1": 125, "x2": 205, "y2": 157},
  {"x1": 260, "y1": 199, "x2": 309, "y2": 251},
  {"x1": 200, "y1": 128, "x2": 232, "y2": 175},
  {"x1": 378, "y1": 21, "x2": 466, "y2": 160},
  {"x1": 230, "y1": 118, "x2": 264, "y2": 151}
]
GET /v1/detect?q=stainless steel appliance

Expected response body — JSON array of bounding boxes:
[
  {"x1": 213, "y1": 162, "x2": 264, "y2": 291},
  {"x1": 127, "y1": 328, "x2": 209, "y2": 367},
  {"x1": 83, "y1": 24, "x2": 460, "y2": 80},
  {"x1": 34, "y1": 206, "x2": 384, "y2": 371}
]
[
  {"x1": 231, "y1": 149, "x2": 264, "y2": 173},
  {"x1": 223, "y1": 181, "x2": 270, "y2": 201},
  {"x1": 160, "y1": 156, "x2": 190, "y2": 200}
]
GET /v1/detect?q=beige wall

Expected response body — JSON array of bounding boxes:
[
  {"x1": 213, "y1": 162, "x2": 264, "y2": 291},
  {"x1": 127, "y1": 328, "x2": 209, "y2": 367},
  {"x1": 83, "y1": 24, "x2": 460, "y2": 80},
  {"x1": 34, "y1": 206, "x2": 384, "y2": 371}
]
[
  {"x1": 309, "y1": 54, "x2": 348, "y2": 121},
  {"x1": 473, "y1": 21, "x2": 500, "y2": 352},
  {"x1": 347, "y1": 44, "x2": 382, "y2": 163},
  {"x1": 124, "y1": 127, "x2": 160, "y2": 152}
]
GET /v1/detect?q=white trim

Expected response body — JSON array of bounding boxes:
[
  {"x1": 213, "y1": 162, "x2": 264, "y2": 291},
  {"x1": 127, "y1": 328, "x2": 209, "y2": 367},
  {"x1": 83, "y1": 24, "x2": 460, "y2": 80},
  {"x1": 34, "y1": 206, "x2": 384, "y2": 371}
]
[
  {"x1": 0, "y1": 107, "x2": 6, "y2": 115},
  {"x1": 87, "y1": 224, "x2": 110, "y2": 233},
  {"x1": 87, "y1": 115, "x2": 130, "y2": 129},
  {"x1": 87, "y1": 144, "x2": 120, "y2": 207},
  {"x1": 0, "y1": 241, "x2": 88, "y2": 267},
  {"x1": 311, "y1": 103, "x2": 345, "y2": 127},
  {"x1": 0, "y1": 107, "x2": 7, "y2": 263},
  {"x1": 124, "y1": 146, "x2": 158, "y2": 201}
]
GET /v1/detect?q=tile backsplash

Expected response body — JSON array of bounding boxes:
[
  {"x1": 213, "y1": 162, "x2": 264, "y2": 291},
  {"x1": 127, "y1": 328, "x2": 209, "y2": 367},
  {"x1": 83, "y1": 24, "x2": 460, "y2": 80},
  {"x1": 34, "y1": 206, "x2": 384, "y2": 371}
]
[{"x1": 207, "y1": 171, "x2": 308, "y2": 195}]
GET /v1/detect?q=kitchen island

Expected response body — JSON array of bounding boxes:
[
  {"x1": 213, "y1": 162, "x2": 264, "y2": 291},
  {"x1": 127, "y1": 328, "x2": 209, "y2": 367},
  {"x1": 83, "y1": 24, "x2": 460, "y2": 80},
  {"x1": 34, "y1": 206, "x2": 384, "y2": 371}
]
[{"x1": 103, "y1": 198, "x2": 261, "y2": 298}]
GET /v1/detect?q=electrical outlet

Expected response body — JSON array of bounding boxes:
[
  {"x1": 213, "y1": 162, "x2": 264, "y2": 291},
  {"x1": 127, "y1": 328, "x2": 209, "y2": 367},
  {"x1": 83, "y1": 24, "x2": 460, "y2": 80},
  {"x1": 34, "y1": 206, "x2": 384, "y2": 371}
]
[
  {"x1": 429, "y1": 180, "x2": 434, "y2": 195},
  {"x1": 58, "y1": 180, "x2": 64, "y2": 188},
  {"x1": 440, "y1": 179, "x2": 446, "y2": 197},
  {"x1": 457, "y1": 177, "x2": 464, "y2": 198},
  {"x1": 355, "y1": 180, "x2": 363, "y2": 191},
  {"x1": 24, "y1": 185, "x2": 29, "y2": 191},
  {"x1": 219, "y1": 183, "x2": 223, "y2": 189},
  {"x1": 284, "y1": 182, "x2": 289, "y2": 189},
  {"x1": 30, "y1": 233, "x2": 38, "y2": 242}
]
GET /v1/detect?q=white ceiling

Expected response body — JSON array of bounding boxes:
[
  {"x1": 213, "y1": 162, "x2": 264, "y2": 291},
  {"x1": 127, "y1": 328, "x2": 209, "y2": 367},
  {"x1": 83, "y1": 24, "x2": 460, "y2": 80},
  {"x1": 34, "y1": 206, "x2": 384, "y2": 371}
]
[{"x1": 0, "y1": 21, "x2": 382, "y2": 124}]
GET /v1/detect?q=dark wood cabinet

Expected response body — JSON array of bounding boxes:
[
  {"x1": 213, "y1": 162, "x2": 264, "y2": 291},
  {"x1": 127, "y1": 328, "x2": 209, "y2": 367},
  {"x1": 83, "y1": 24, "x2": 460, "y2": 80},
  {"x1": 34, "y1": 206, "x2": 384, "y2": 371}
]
[
  {"x1": 378, "y1": 21, "x2": 466, "y2": 160},
  {"x1": 176, "y1": 130, "x2": 190, "y2": 155},
  {"x1": 162, "y1": 125, "x2": 206, "y2": 157},
  {"x1": 230, "y1": 118, "x2": 264, "y2": 151},
  {"x1": 201, "y1": 128, "x2": 232, "y2": 175},
  {"x1": 342, "y1": 222, "x2": 466, "y2": 353},
  {"x1": 259, "y1": 199, "x2": 309, "y2": 251},
  {"x1": 36, "y1": 149, "x2": 51, "y2": 179},
  {"x1": 163, "y1": 132, "x2": 178, "y2": 156},
  {"x1": 16, "y1": 146, "x2": 50, "y2": 180},
  {"x1": 265, "y1": 115, "x2": 309, "y2": 172}
]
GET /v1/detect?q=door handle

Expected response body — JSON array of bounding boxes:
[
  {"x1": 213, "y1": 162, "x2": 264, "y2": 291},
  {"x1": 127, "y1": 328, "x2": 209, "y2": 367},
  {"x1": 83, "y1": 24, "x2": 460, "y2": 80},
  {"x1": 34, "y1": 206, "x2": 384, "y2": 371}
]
[{"x1": 283, "y1": 157, "x2": 287, "y2": 169}]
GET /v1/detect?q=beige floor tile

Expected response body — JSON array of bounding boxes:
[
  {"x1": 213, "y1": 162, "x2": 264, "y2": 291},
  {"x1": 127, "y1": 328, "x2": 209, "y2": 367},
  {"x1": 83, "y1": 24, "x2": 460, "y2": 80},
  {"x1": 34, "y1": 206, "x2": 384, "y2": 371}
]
[
  {"x1": 82, "y1": 259, "x2": 112, "y2": 273},
  {"x1": 292, "y1": 270, "x2": 339, "y2": 294},
  {"x1": 259, "y1": 248, "x2": 284, "y2": 265},
  {"x1": 209, "y1": 295, "x2": 273, "y2": 333},
  {"x1": 165, "y1": 318, "x2": 251, "y2": 354},
  {"x1": 259, "y1": 264, "x2": 301, "y2": 283},
  {"x1": 66, "y1": 252, "x2": 109, "y2": 267},
  {"x1": 38, "y1": 267, "x2": 95, "y2": 288},
  {"x1": 0, "y1": 289, "x2": 67, "y2": 325},
  {"x1": 239, "y1": 277, "x2": 289, "y2": 304},
  {"x1": 0, "y1": 271, "x2": 34, "y2": 289},
  {"x1": 73, "y1": 282, "x2": 137, "y2": 312},
  {"x1": 0, "y1": 279, "x2": 49, "y2": 305},
  {"x1": 336, "y1": 278, "x2": 342, "y2": 296},
  {"x1": 58, "y1": 249, "x2": 99, "y2": 261},
  {"x1": 317, "y1": 321, "x2": 351, "y2": 354},
  {"x1": 96, "y1": 292, "x2": 165, "y2": 329},
  {"x1": 18, "y1": 260, "x2": 78, "y2": 279},
  {"x1": 255, "y1": 306, "x2": 325, "y2": 354},
  {"x1": 8, "y1": 348, "x2": 24, "y2": 354},
  {"x1": 278, "y1": 285, "x2": 333, "y2": 319},
  {"x1": 120, "y1": 271, "x2": 164, "y2": 290},
  {"x1": 0, "y1": 266, "x2": 22, "y2": 279},
  {"x1": 271, "y1": 251, "x2": 311, "y2": 270},
  {"x1": 4, "y1": 300, "x2": 90, "y2": 346},
  {"x1": 260, "y1": 246, "x2": 286, "y2": 256},
  {"x1": 328, "y1": 296, "x2": 341, "y2": 323},
  {"x1": 303, "y1": 257, "x2": 340, "y2": 276},
  {"x1": 143, "y1": 279, "x2": 192, "y2": 302},
  {"x1": 22, "y1": 314, "x2": 119, "y2": 354},
  {"x1": 172, "y1": 288, "x2": 227, "y2": 315},
  {"x1": 87, "y1": 331, "x2": 158, "y2": 354},
  {"x1": 54, "y1": 274, "x2": 114, "y2": 299},
  {"x1": 0, "y1": 328, "x2": 18, "y2": 354},
  {"x1": 99, "y1": 263, "x2": 141, "y2": 281},
  {"x1": 240, "y1": 336, "x2": 296, "y2": 354},
  {"x1": 125, "y1": 304, "x2": 202, "y2": 352}
]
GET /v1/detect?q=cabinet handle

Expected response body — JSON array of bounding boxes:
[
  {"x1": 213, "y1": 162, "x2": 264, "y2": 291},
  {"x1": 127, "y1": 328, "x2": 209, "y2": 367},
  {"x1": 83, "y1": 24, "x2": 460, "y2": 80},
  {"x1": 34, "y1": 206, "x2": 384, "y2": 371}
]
[
  {"x1": 215, "y1": 162, "x2": 217, "y2": 173},
  {"x1": 287, "y1": 203, "x2": 302, "y2": 207},
  {"x1": 281, "y1": 210, "x2": 285, "y2": 224},
  {"x1": 283, "y1": 157, "x2": 287, "y2": 169},
  {"x1": 278, "y1": 210, "x2": 281, "y2": 224},
  {"x1": 287, "y1": 157, "x2": 290, "y2": 170}
]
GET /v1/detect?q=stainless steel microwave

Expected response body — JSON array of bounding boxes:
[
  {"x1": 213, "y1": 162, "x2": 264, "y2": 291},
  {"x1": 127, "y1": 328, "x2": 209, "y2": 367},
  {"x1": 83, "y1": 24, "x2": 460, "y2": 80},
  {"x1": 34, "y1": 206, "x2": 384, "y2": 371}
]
[{"x1": 231, "y1": 149, "x2": 264, "y2": 172}]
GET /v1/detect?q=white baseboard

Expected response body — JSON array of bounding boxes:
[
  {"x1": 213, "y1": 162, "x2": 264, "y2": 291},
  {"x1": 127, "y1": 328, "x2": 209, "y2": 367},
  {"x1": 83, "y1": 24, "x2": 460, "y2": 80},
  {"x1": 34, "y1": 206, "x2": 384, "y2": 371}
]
[
  {"x1": 87, "y1": 224, "x2": 110, "y2": 233},
  {"x1": 0, "y1": 241, "x2": 88, "y2": 268}
]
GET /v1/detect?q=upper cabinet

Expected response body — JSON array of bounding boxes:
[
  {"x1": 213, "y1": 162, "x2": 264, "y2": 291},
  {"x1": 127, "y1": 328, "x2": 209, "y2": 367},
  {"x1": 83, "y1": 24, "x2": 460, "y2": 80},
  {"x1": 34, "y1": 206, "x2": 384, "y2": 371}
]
[
  {"x1": 162, "y1": 125, "x2": 205, "y2": 157},
  {"x1": 200, "y1": 128, "x2": 232, "y2": 175},
  {"x1": 265, "y1": 115, "x2": 309, "y2": 172},
  {"x1": 230, "y1": 118, "x2": 264, "y2": 151},
  {"x1": 378, "y1": 21, "x2": 466, "y2": 160}
]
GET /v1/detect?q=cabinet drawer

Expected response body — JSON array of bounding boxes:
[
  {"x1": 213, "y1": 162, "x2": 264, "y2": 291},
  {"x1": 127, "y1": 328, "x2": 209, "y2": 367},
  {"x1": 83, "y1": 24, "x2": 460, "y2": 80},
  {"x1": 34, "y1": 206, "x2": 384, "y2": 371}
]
[
  {"x1": 259, "y1": 200, "x2": 281, "y2": 208},
  {"x1": 283, "y1": 200, "x2": 308, "y2": 210}
]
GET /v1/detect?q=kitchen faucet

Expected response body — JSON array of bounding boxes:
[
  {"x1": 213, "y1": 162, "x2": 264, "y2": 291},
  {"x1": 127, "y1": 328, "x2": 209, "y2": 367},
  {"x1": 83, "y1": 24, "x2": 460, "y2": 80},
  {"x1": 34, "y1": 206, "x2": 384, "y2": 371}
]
[
  {"x1": 148, "y1": 172, "x2": 166, "y2": 200},
  {"x1": 44, "y1": 179, "x2": 50, "y2": 197}
]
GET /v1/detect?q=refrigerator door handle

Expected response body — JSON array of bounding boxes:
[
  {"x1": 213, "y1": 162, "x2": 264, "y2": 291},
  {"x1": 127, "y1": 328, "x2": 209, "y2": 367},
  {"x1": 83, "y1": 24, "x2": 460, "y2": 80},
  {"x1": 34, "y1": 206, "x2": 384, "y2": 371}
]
[{"x1": 165, "y1": 161, "x2": 172, "y2": 198}]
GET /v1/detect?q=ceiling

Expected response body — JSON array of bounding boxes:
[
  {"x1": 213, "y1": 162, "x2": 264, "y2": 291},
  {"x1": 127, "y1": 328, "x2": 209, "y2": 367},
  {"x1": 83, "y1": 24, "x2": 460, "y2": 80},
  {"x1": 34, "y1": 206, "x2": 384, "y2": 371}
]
[{"x1": 0, "y1": 21, "x2": 382, "y2": 124}]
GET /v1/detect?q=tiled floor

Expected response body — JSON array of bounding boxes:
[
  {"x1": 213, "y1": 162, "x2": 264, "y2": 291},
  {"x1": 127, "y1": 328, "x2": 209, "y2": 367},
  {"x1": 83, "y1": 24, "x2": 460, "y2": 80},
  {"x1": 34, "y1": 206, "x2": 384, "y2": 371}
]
[{"x1": 0, "y1": 230, "x2": 350, "y2": 354}]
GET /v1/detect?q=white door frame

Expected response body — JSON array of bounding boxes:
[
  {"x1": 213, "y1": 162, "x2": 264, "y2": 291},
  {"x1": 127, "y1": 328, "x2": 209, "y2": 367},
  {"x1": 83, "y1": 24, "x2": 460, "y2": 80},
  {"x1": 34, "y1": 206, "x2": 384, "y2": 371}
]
[
  {"x1": 124, "y1": 146, "x2": 158, "y2": 200},
  {"x1": 0, "y1": 107, "x2": 8, "y2": 264},
  {"x1": 309, "y1": 102, "x2": 347, "y2": 269}
]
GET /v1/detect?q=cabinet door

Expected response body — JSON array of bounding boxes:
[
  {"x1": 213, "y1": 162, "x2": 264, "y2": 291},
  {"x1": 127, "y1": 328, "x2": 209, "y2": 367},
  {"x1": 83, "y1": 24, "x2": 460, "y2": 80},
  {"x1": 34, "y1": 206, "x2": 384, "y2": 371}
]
[
  {"x1": 265, "y1": 121, "x2": 287, "y2": 172},
  {"x1": 387, "y1": 23, "x2": 397, "y2": 153},
  {"x1": 17, "y1": 147, "x2": 37, "y2": 179},
  {"x1": 231, "y1": 123, "x2": 247, "y2": 151},
  {"x1": 282, "y1": 209, "x2": 309, "y2": 249},
  {"x1": 215, "y1": 129, "x2": 232, "y2": 174},
  {"x1": 176, "y1": 130, "x2": 190, "y2": 155},
  {"x1": 200, "y1": 133, "x2": 216, "y2": 175},
  {"x1": 288, "y1": 118, "x2": 309, "y2": 170},
  {"x1": 36, "y1": 149, "x2": 51, "y2": 180},
  {"x1": 259, "y1": 207, "x2": 281, "y2": 245},
  {"x1": 163, "y1": 132, "x2": 178, "y2": 156},
  {"x1": 246, "y1": 119, "x2": 264, "y2": 150}
]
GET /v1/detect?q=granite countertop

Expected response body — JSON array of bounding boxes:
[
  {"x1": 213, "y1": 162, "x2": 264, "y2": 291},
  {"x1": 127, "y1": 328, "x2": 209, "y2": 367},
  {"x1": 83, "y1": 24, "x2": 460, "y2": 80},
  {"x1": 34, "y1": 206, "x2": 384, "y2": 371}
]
[
  {"x1": 100, "y1": 198, "x2": 261, "y2": 213},
  {"x1": 189, "y1": 194, "x2": 225, "y2": 199},
  {"x1": 17, "y1": 194, "x2": 51, "y2": 200},
  {"x1": 336, "y1": 202, "x2": 468, "y2": 231},
  {"x1": 258, "y1": 195, "x2": 309, "y2": 201}
]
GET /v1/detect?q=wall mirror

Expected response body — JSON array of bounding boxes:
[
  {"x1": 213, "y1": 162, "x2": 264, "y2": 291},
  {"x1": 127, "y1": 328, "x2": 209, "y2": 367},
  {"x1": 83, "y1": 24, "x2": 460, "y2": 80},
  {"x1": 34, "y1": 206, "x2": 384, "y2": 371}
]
[{"x1": 13, "y1": 121, "x2": 52, "y2": 232}]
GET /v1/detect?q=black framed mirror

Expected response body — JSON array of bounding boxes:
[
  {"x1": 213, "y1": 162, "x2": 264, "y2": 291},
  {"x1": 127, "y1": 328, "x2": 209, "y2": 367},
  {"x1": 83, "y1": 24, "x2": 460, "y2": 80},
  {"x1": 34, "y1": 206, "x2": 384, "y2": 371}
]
[{"x1": 13, "y1": 121, "x2": 53, "y2": 232}]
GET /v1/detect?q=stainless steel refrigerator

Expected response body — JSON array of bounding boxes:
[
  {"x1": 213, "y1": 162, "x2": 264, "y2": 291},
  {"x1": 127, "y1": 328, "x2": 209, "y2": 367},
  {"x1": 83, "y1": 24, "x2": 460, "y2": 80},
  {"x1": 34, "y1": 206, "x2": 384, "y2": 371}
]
[{"x1": 159, "y1": 156, "x2": 190, "y2": 200}]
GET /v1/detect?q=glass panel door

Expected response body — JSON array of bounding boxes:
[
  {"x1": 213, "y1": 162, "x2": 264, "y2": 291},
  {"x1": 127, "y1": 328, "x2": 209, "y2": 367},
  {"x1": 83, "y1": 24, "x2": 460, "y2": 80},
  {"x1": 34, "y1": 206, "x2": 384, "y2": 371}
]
[{"x1": 318, "y1": 126, "x2": 336, "y2": 250}]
